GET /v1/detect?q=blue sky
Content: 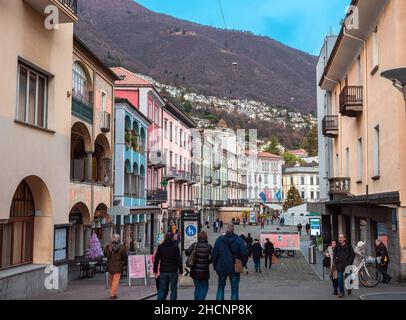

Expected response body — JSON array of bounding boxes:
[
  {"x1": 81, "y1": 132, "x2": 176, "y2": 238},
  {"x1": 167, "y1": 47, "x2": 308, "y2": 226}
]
[{"x1": 135, "y1": 0, "x2": 350, "y2": 55}]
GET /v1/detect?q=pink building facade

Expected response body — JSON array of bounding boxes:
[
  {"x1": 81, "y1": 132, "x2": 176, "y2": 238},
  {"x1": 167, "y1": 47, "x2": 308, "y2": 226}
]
[{"x1": 161, "y1": 99, "x2": 197, "y2": 231}]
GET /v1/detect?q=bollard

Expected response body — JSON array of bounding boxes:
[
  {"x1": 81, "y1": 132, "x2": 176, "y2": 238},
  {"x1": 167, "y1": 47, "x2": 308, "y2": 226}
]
[{"x1": 309, "y1": 245, "x2": 317, "y2": 264}]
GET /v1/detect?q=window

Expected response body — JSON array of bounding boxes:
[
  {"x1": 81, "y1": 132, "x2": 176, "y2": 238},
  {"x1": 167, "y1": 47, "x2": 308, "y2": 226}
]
[
  {"x1": 17, "y1": 63, "x2": 48, "y2": 128},
  {"x1": 310, "y1": 190, "x2": 314, "y2": 200},
  {"x1": 264, "y1": 175, "x2": 268, "y2": 184},
  {"x1": 371, "y1": 27, "x2": 379, "y2": 71},
  {"x1": 164, "y1": 119, "x2": 168, "y2": 138},
  {"x1": 180, "y1": 129, "x2": 183, "y2": 147},
  {"x1": 357, "y1": 138, "x2": 363, "y2": 182},
  {"x1": 1, "y1": 181, "x2": 35, "y2": 269},
  {"x1": 290, "y1": 177, "x2": 294, "y2": 185},
  {"x1": 148, "y1": 100, "x2": 153, "y2": 119},
  {"x1": 310, "y1": 177, "x2": 314, "y2": 185},
  {"x1": 101, "y1": 91, "x2": 106, "y2": 112},
  {"x1": 345, "y1": 148, "x2": 350, "y2": 177},
  {"x1": 169, "y1": 122, "x2": 173, "y2": 142},
  {"x1": 335, "y1": 154, "x2": 339, "y2": 177},
  {"x1": 356, "y1": 56, "x2": 362, "y2": 85},
  {"x1": 154, "y1": 106, "x2": 159, "y2": 125},
  {"x1": 373, "y1": 125, "x2": 380, "y2": 177},
  {"x1": 301, "y1": 177, "x2": 305, "y2": 185},
  {"x1": 301, "y1": 190, "x2": 305, "y2": 199},
  {"x1": 54, "y1": 227, "x2": 68, "y2": 262},
  {"x1": 72, "y1": 62, "x2": 87, "y2": 101}
]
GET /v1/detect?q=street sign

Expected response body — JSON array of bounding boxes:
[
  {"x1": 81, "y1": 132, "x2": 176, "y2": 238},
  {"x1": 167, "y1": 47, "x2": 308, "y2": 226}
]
[
  {"x1": 310, "y1": 218, "x2": 321, "y2": 237},
  {"x1": 184, "y1": 222, "x2": 198, "y2": 250}
]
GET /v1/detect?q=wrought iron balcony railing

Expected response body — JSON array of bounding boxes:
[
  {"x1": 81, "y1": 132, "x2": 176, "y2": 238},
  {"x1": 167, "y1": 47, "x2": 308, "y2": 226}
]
[
  {"x1": 322, "y1": 115, "x2": 339, "y2": 137},
  {"x1": 339, "y1": 86, "x2": 363, "y2": 117}
]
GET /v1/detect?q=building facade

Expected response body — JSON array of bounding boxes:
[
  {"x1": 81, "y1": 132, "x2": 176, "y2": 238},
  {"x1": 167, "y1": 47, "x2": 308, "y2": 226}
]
[
  {"x1": 282, "y1": 164, "x2": 320, "y2": 202},
  {"x1": 316, "y1": 0, "x2": 406, "y2": 281},
  {"x1": 112, "y1": 98, "x2": 152, "y2": 252},
  {"x1": 69, "y1": 36, "x2": 118, "y2": 263},
  {"x1": 0, "y1": 0, "x2": 78, "y2": 299}
]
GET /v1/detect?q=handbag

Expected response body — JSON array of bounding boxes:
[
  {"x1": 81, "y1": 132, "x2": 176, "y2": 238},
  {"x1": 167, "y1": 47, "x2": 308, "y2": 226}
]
[
  {"x1": 225, "y1": 239, "x2": 244, "y2": 274},
  {"x1": 186, "y1": 243, "x2": 197, "y2": 268}
]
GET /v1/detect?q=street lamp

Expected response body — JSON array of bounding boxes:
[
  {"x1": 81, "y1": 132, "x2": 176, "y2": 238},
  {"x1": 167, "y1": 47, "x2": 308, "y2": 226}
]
[{"x1": 380, "y1": 67, "x2": 406, "y2": 100}]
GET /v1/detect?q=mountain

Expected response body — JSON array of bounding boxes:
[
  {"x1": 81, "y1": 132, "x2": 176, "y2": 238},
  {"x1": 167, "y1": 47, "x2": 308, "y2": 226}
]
[{"x1": 75, "y1": 0, "x2": 317, "y2": 113}]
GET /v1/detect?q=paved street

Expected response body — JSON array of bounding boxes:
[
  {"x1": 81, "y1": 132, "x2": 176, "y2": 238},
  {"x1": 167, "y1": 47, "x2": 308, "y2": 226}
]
[
  {"x1": 28, "y1": 222, "x2": 406, "y2": 300},
  {"x1": 173, "y1": 223, "x2": 406, "y2": 300}
]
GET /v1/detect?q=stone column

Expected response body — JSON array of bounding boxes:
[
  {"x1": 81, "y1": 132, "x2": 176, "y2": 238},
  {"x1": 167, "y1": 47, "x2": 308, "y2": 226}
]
[
  {"x1": 86, "y1": 152, "x2": 93, "y2": 182},
  {"x1": 75, "y1": 224, "x2": 84, "y2": 257}
]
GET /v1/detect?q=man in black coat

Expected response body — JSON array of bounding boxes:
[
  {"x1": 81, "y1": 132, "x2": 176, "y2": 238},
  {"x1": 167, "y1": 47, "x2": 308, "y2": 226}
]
[
  {"x1": 375, "y1": 239, "x2": 392, "y2": 283},
  {"x1": 334, "y1": 234, "x2": 355, "y2": 298},
  {"x1": 154, "y1": 233, "x2": 183, "y2": 300},
  {"x1": 264, "y1": 238, "x2": 275, "y2": 269}
]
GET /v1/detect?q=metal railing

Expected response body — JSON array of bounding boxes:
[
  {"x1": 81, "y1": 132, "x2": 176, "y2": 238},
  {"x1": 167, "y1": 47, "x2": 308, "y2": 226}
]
[
  {"x1": 339, "y1": 86, "x2": 363, "y2": 115},
  {"x1": 72, "y1": 93, "x2": 93, "y2": 124},
  {"x1": 147, "y1": 189, "x2": 168, "y2": 202},
  {"x1": 322, "y1": 115, "x2": 339, "y2": 137}
]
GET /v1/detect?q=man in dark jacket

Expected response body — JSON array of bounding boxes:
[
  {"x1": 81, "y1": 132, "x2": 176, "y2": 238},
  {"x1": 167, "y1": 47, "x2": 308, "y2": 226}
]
[
  {"x1": 154, "y1": 232, "x2": 183, "y2": 300},
  {"x1": 245, "y1": 233, "x2": 253, "y2": 257},
  {"x1": 335, "y1": 234, "x2": 355, "y2": 298},
  {"x1": 297, "y1": 223, "x2": 303, "y2": 236},
  {"x1": 264, "y1": 238, "x2": 275, "y2": 269},
  {"x1": 212, "y1": 223, "x2": 248, "y2": 300},
  {"x1": 104, "y1": 234, "x2": 128, "y2": 300},
  {"x1": 252, "y1": 239, "x2": 263, "y2": 273},
  {"x1": 185, "y1": 231, "x2": 212, "y2": 300},
  {"x1": 375, "y1": 239, "x2": 392, "y2": 283}
]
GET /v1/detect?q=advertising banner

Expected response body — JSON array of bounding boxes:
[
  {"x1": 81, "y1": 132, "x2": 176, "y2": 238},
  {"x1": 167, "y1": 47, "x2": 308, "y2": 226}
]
[
  {"x1": 310, "y1": 218, "x2": 321, "y2": 237},
  {"x1": 128, "y1": 255, "x2": 146, "y2": 279},
  {"x1": 260, "y1": 231, "x2": 300, "y2": 251}
]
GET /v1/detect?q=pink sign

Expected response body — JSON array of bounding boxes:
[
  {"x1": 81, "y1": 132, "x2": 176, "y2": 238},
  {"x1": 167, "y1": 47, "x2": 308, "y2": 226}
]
[
  {"x1": 145, "y1": 255, "x2": 155, "y2": 278},
  {"x1": 128, "y1": 255, "x2": 146, "y2": 279},
  {"x1": 260, "y1": 232, "x2": 300, "y2": 251}
]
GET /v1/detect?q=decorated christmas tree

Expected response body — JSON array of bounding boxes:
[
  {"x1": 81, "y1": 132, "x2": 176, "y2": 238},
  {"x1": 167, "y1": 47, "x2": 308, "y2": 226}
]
[
  {"x1": 86, "y1": 232, "x2": 103, "y2": 260},
  {"x1": 283, "y1": 186, "x2": 304, "y2": 211}
]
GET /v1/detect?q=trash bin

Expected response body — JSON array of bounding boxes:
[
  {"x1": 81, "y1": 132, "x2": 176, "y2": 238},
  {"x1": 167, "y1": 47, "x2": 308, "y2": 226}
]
[{"x1": 309, "y1": 245, "x2": 316, "y2": 264}]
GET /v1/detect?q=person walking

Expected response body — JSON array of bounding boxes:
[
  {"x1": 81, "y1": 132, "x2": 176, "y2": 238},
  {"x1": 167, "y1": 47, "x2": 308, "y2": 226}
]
[
  {"x1": 242, "y1": 216, "x2": 247, "y2": 228},
  {"x1": 252, "y1": 239, "x2": 263, "y2": 273},
  {"x1": 212, "y1": 223, "x2": 249, "y2": 300},
  {"x1": 185, "y1": 231, "x2": 212, "y2": 300},
  {"x1": 245, "y1": 233, "x2": 253, "y2": 258},
  {"x1": 297, "y1": 223, "x2": 303, "y2": 236},
  {"x1": 305, "y1": 223, "x2": 311, "y2": 236},
  {"x1": 153, "y1": 232, "x2": 183, "y2": 300},
  {"x1": 375, "y1": 239, "x2": 392, "y2": 283},
  {"x1": 219, "y1": 220, "x2": 224, "y2": 233},
  {"x1": 264, "y1": 238, "x2": 275, "y2": 269},
  {"x1": 335, "y1": 234, "x2": 355, "y2": 298},
  {"x1": 324, "y1": 240, "x2": 338, "y2": 295},
  {"x1": 104, "y1": 234, "x2": 128, "y2": 300}
]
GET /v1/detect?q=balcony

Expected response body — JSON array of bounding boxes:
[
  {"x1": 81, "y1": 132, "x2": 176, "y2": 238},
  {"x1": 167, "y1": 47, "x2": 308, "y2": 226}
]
[
  {"x1": 185, "y1": 200, "x2": 195, "y2": 209},
  {"x1": 148, "y1": 150, "x2": 166, "y2": 169},
  {"x1": 147, "y1": 189, "x2": 168, "y2": 203},
  {"x1": 204, "y1": 176, "x2": 212, "y2": 185},
  {"x1": 339, "y1": 86, "x2": 363, "y2": 117},
  {"x1": 187, "y1": 174, "x2": 200, "y2": 185},
  {"x1": 215, "y1": 200, "x2": 224, "y2": 207},
  {"x1": 24, "y1": 0, "x2": 78, "y2": 23},
  {"x1": 168, "y1": 199, "x2": 183, "y2": 209},
  {"x1": 101, "y1": 111, "x2": 111, "y2": 133},
  {"x1": 164, "y1": 167, "x2": 177, "y2": 180},
  {"x1": 328, "y1": 177, "x2": 351, "y2": 196},
  {"x1": 221, "y1": 180, "x2": 229, "y2": 188},
  {"x1": 204, "y1": 200, "x2": 214, "y2": 207},
  {"x1": 174, "y1": 170, "x2": 190, "y2": 184},
  {"x1": 322, "y1": 115, "x2": 339, "y2": 138},
  {"x1": 72, "y1": 93, "x2": 93, "y2": 124},
  {"x1": 212, "y1": 179, "x2": 221, "y2": 187}
]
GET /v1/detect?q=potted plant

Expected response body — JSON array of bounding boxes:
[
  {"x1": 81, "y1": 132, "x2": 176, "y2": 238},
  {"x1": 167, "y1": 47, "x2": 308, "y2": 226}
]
[
  {"x1": 131, "y1": 134, "x2": 138, "y2": 152},
  {"x1": 125, "y1": 130, "x2": 131, "y2": 150}
]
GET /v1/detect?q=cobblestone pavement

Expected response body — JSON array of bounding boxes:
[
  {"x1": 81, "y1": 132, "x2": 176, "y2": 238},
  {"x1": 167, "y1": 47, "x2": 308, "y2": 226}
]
[{"x1": 173, "y1": 223, "x2": 406, "y2": 300}]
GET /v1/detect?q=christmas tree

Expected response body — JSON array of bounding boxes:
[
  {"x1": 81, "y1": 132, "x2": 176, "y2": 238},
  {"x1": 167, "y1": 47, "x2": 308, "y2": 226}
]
[
  {"x1": 86, "y1": 232, "x2": 103, "y2": 260},
  {"x1": 283, "y1": 186, "x2": 304, "y2": 211}
]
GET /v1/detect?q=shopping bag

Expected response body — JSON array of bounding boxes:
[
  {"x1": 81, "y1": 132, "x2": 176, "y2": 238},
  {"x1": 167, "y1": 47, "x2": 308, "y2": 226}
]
[{"x1": 179, "y1": 270, "x2": 194, "y2": 288}]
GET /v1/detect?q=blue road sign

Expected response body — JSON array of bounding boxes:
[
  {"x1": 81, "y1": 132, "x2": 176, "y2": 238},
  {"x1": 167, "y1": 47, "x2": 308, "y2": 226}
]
[{"x1": 185, "y1": 224, "x2": 197, "y2": 237}]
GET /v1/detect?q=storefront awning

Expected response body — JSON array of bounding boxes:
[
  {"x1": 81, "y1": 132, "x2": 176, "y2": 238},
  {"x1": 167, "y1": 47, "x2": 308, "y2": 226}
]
[{"x1": 107, "y1": 206, "x2": 161, "y2": 216}]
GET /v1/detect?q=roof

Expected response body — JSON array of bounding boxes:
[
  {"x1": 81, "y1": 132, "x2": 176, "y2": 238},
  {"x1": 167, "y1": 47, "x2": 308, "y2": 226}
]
[
  {"x1": 73, "y1": 35, "x2": 121, "y2": 81},
  {"x1": 288, "y1": 149, "x2": 307, "y2": 155},
  {"x1": 111, "y1": 67, "x2": 153, "y2": 87},
  {"x1": 164, "y1": 97, "x2": 197, "y2": 129},
  {"x1": 257, "y1": 152, "x2": 281, "y2": 160},
  {"x1": 114, "y1": 98, "x2": 152, "y2": 125}
]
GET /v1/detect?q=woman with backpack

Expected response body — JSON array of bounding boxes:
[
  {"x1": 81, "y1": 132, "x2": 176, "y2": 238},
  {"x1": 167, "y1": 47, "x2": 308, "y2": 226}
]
[{"x1": 185, "y1": 231, "x2": 213, "y2": 300}]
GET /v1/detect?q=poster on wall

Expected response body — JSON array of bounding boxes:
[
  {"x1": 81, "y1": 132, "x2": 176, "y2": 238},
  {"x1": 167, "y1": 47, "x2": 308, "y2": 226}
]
[{"x1": 128, "y1": 255, "x2": 146, "y2": 286}]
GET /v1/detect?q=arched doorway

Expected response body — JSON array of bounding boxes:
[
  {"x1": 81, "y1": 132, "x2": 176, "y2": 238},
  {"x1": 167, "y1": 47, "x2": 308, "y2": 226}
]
[
  {"x1": 93, "y1": 203, "x2": 112, "y2": 248},
  {"x1": 69, "y1": 202, "x2": 91, "y2": 259},
  {"x1": 1, "y1": 181, "x2": 35, "y2": 269},
  {"x1": 71, "y1": 122, "x2": 92, "y2": 182},
  {"x1": 94, "y1": 134, "x2": 112, "y2": 185}
]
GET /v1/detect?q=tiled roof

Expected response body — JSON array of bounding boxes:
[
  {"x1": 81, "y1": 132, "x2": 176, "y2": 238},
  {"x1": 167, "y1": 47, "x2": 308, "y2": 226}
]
[
  {"x1": 257, "y1": 151, "x2": 281, "y2": 159},
  {"x1": 110, "y1": 67, "x2": 152, "y2": 86}
]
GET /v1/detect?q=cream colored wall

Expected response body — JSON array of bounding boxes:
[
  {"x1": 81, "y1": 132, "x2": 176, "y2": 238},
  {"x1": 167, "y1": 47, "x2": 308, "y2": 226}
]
[
  {"x1": 332, "y1": 0, "x2": 406, "y2": 204},
  {"x1": 0, "y1": 1, "x2": 73, "y2": 264}
]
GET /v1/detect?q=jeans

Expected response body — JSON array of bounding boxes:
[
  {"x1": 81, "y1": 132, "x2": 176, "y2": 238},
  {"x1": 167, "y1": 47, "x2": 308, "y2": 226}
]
[
  {"x1": 253, "y1": 258, "x2": 261, "y2": 271},
  {"x1": 337, "y1": 272, "x2": 350, "y2": 294},
  {"x1": 265, "y1": 255, "x2": 273, "y2": 269},
  {"x1": 216, "y1": 273, "x2": 240, "y2": 300},
  {"x1": 158, "y1": 272, "x2": 178, "y2": 300},
  {"x1": 193, "y1": 279, "x2": 209, "y2": 300}
]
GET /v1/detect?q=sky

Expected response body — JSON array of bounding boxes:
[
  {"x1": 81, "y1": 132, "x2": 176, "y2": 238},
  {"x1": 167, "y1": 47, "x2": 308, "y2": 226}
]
[{"x1": 135, "y1": 0, "x2": 350, "y2": 56}]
